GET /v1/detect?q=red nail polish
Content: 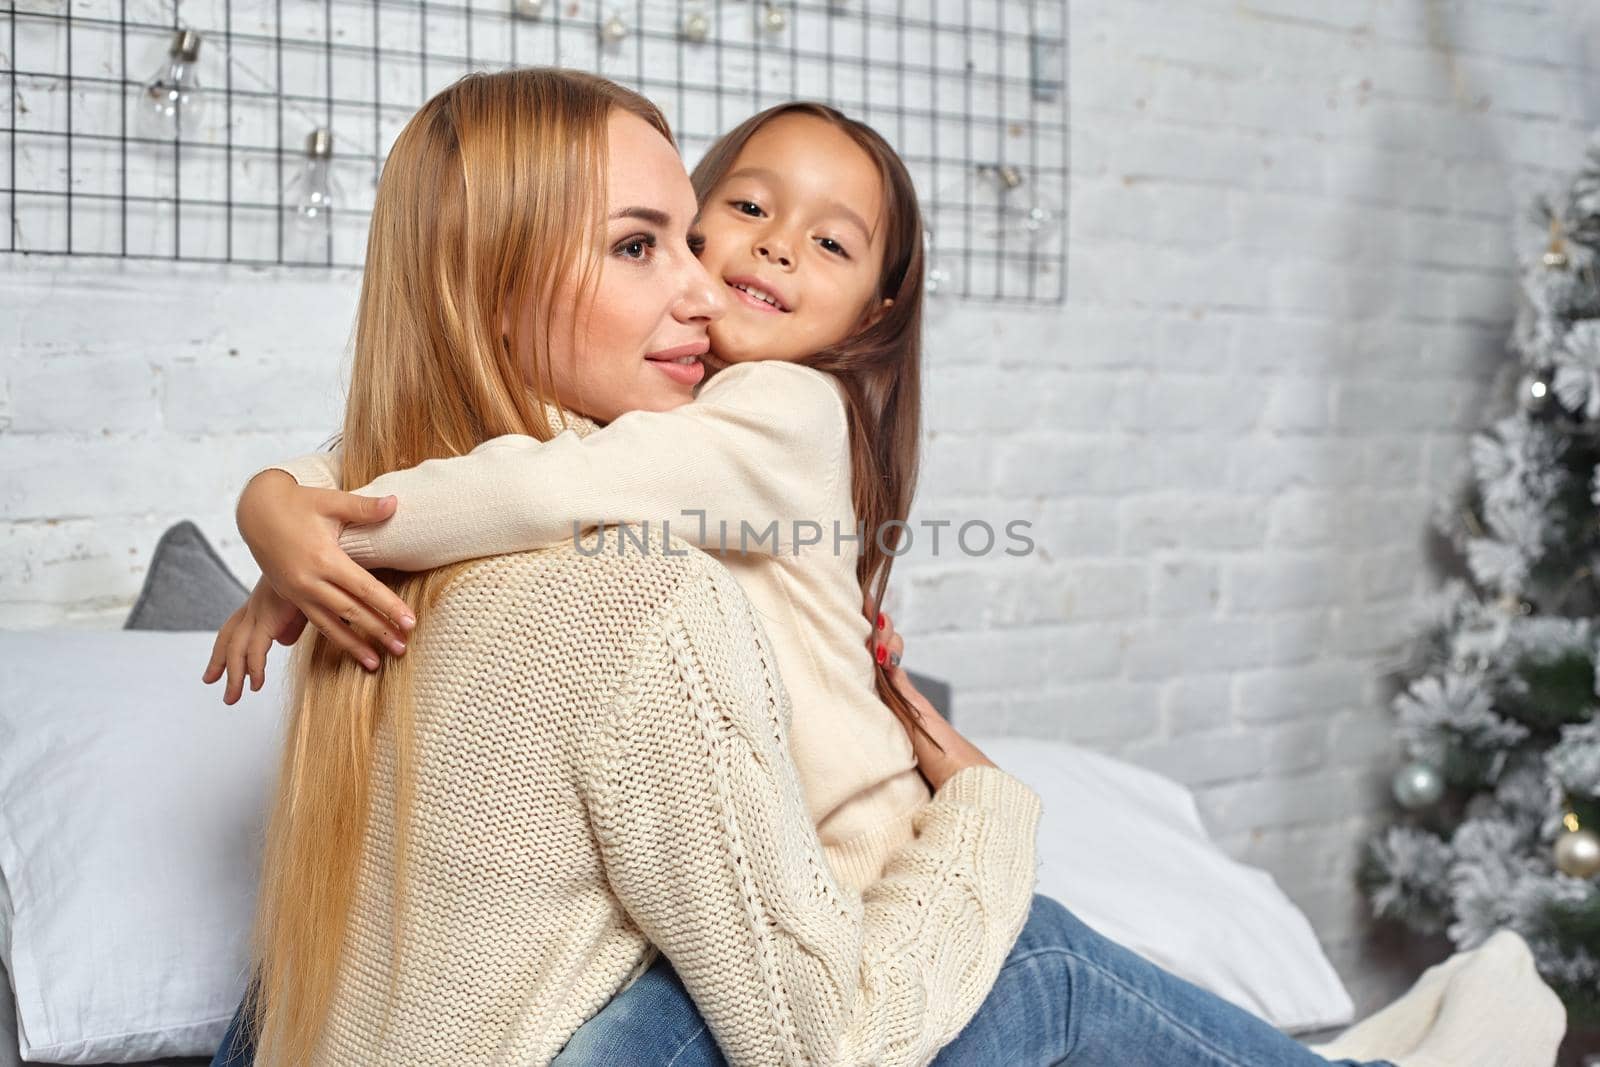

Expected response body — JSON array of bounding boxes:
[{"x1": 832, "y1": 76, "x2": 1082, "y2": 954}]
[
  {"x1": 876, "y1": 644, "x2": 887, "y2": 664},
  {"x1": 877, "y1": 613, "x2": 886, "y2": 631}
]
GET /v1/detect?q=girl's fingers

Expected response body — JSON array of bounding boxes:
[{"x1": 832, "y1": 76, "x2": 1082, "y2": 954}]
[
  {"x1": 244, "y1": 620, "x2": 274, "y2": 692},
  {"x1": 305, "y1": 603, "x2": 382, "y2": 672},
  {"x1": 320, "y1": 489, "x2": 397, "y2": 527},
  {"x1": 322, "y1": 577, "x2": 407, "y2": 656},
  {"x1": 203, "y1": 615, "x2": 235, "y2": 685},
  {"x1": 223, "y1": 625, "x2": 251, "y2": 705},
  {"x1": 341, "y1": 561, "x2": 416, "y2": 637}
]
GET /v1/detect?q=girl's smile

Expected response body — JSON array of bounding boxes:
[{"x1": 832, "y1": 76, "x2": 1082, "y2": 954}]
[
  {"x1": 725, "y1": 274, "x2": 793, "y2": 313},
  {"x1": 693, "y1": 112, "x2": 891, "y2": 365}
]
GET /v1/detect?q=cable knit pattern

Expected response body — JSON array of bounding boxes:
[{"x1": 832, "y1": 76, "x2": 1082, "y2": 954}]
[
  {"x1": 305, "y1": 541, "x2": 1040, "y2": 1066},
  {"x1": 259, "y1": 362, "x2": 933, "y2": 893}
]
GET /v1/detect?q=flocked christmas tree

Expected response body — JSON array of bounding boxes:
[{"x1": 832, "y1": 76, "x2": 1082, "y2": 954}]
[{"x1": 1360, "y1": 135, "x2": 1600, "y2": 1024}]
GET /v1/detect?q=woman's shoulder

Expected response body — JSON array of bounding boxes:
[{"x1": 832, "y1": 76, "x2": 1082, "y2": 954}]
[
  {"x1": 695, "y1": 360, "x2": 847, "y2": 428},
  {"x1": 436, "y1": 536, "x2": 739, "y2": 623}
]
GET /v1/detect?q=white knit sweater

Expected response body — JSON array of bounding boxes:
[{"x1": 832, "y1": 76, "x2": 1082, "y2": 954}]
[
  {"x1": 265, "y1": 361, "x2": 932, "y2": 891},
  {"x1": 304, "y1": 542, "x2": 1041, "y2": 1066}
]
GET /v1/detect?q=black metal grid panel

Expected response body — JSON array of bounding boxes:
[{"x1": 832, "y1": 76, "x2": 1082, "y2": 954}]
[{"x1": 4, "y1": 0, "x2": 1068, "y2": 302}]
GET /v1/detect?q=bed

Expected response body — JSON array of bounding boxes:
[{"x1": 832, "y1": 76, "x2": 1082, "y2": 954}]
[{"x1": 0, "y1": 524, "x2": 1353, "y2": 1063}]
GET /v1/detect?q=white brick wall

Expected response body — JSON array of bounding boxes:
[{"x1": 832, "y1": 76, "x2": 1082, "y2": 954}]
[{"x1": 5, "y1": 0, "x2": 1598, "y2": 1020}]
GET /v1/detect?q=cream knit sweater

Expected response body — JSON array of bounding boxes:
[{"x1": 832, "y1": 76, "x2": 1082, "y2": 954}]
[
  {"x1": 305, "y1": 542, "x2": 1041, "y2": 1066},
  {"x1": 265, "y1": 360, "x2": 932, "y2": 891}
]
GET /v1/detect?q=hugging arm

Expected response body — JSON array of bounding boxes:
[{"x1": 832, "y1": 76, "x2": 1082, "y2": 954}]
[
  {"x1": 261, "y1": 361, "x2": 846, "y2": 573},
  {"x1": 583, "y1": 564, "x2": 1041, "y2": 1067}
]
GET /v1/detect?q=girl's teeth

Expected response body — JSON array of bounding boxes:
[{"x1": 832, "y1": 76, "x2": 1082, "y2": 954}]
[{"x1": 737, "y1": 283, "x2": 780, "y2": 308}]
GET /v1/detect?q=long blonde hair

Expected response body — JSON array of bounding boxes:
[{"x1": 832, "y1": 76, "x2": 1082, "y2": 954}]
[{"x1": 239, "y1": 68, "x2": 671, "y2": 1066}]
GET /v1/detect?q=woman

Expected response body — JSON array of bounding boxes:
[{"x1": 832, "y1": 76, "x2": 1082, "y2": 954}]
[
  {"x1": 214, "y1": 67, "x2": 1039, "y2": 1066},
  {"x1": 209, "y1": 69, "x2": 1565, "y2": 1066}
]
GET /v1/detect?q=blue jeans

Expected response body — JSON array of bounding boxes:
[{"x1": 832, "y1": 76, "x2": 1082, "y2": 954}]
[
  {"x1": 553, "y1": 894, "x2": 1394, "y2": 1067},
  {"x1": 212, "y1": 894, "x2": 1394, "y2": 1066}
]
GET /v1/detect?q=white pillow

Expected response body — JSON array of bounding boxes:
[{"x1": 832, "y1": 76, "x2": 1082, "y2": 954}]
[
  {"x1": 966, "y1": 734, "x2": 1356, "y2": 1035},
  {"x1": 0, "y1": 631, "x2": 287, "y2": 1062}
]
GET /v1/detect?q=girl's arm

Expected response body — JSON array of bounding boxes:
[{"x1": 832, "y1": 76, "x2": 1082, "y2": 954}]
[
  {"x1": 586, "y1": 560, "x2": 1040, "y2": 1067},
  {"x1": 261, "y1": 360, "x2": 848, "y2": 573}
]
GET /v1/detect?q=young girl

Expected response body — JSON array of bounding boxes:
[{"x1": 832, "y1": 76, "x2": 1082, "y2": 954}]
[{"x1": 213, "y1": 100, "x2": 938, "y2": 893}]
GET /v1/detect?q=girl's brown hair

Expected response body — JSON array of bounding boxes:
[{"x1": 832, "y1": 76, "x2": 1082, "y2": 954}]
[
  {"x1": 690, "y1": 102, "x2": 935, "y2": 745},
  {"x1": 241, "y1": 67, "x2": 671, "y2": 1065}
]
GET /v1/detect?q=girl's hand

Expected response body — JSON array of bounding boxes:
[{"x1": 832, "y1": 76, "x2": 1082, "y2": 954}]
[
  {"x1": 202, "y1": 579, "x2": 305, "y2": 704},
  {"x1": 237, "y1": 469, "x2": 416, "y2": 669},
  {"x1": 867, "y1": 603, "x2": 997, "y2": 792}
]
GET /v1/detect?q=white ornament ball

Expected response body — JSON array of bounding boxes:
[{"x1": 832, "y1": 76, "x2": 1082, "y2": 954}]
[
  {"x1": 511, "y1": 0, "x2": 545, "y2": 17},
  {"x1": 1392, "y1": 761, "x2": 1444, "y2": 810},
  {"x1": 762, "y1": 5, "x2": 787, "y2": 33},
  {"x1": 600, "y1": 14, "x2": 628, "y2": 44},
  {"x1": 682, "y1": 10, "x2": 710, "y2": 43},
  {"x1": 1554, "y1": 827, "x2": 1600, "y2": 879}
]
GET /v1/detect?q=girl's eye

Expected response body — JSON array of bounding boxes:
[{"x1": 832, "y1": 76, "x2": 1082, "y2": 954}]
[
  {"x1": 732, "y1": 200, "x2": 764, "y2": 218},
  {"x1": 818, "y1": 237, "x2": 849, "y2": 258},
  {"x1": 614, "y1": 234, "x2": 656, "y2": 260}
]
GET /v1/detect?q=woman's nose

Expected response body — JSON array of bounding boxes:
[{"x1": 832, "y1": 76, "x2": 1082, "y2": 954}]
[{"x1": 677, "y1": 255, "x2": 726, "y2": 323}]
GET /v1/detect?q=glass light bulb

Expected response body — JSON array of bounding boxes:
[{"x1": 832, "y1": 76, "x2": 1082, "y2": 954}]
[
  {"x1": 139, "y1": 29, "x2": 204, "y2": 140},
  {"x1": 976, "y1": 164, "x2": 1060, "y2": 249},
  {"x1": 287, "y1": 129, "x2": 342, "y2": 237},
  {"x1": 923, "y1": 228, "x2": 952, "y2": 297},
  {"x1": 600, "y1": 13, "x2": 628, "y2": 44},
  {"x1": 682, "y1": 9, "x2": 711, "y2": 43}
]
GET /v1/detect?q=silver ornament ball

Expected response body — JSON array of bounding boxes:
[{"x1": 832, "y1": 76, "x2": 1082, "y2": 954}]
[
  {"x1": 1522, "y1": 369, "x2": 1554, "y2": 414},
  {"x1": 1392, "y1": 761, "x2": 1444, "y2": 810},
  {"x1": 1554, "y1": 827, "x2": 1600, "y2": 879}
]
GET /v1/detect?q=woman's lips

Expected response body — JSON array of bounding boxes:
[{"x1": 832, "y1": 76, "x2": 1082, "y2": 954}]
[{"x1": 648, "y1": 357, "x2": 705, "y2": 386}]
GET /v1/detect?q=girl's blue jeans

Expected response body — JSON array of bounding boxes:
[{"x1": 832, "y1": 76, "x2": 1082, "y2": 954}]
[{"x1": 211, "y1": 893, "x2": 1394, "y2": 1066}]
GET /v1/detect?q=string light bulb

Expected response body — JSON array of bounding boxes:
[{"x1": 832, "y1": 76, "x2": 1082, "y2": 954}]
[
  {"x1": 976, "y1": 162, "x2": 1059, "y2": 248},
  {"x1": 600, "y1": 12, "x2": 629, "y2": 45},
  {"x1": 682, "y1": 6, "x2": 711, "y2": 43},
  {"x1": 138, "y1": 29, "x2": 205, "y2": 140},
  {"x1": 288, "y1": 128, "x2": 340, "y2": 233}
]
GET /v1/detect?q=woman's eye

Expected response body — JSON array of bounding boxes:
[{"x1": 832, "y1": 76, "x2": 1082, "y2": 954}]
[
  {"x1": 615, "y1": 235, "x2": 654, "y2": 260},
  {"x1": 687, "y1": 233, "x2": 706, "y2": 256}
]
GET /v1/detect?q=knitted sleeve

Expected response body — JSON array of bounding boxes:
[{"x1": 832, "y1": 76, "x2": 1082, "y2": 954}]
[
  {"x1": 584, "y1": 563, "x2": 1042, "y2": 1067},
  {"x1": 253, "y1": 361, "x2": 847, "y2": 573},
  {"x1": 257, "y1": 449, "x2": 341, "y2": 491}
]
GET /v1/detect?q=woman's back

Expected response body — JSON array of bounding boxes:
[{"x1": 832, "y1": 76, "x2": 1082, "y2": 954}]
[
  {"x1": 316, "y1": 539, "x2": 709, "y2": 1063},
  {"x1": 311, "y1": 531, "x2": 1041, "y2": 1067}
]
